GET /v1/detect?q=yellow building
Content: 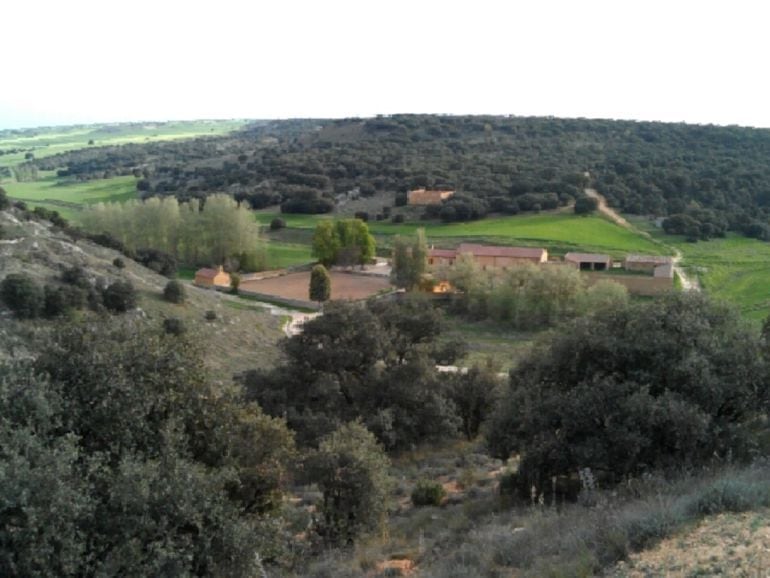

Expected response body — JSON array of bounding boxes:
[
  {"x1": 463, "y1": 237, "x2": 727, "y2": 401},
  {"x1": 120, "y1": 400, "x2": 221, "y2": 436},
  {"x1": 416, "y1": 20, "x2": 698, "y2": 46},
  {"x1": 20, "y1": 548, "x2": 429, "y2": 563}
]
[{"x1": 194, "y1": 265, "x2": 231, "y2": 288}]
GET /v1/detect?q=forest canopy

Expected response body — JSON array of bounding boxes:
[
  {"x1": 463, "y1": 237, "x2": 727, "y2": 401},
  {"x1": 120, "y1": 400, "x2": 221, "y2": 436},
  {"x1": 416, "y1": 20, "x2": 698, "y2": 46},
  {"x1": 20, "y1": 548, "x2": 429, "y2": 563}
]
[{"x1": 33, "y1": 115, "x2": 770, "y2": 240}]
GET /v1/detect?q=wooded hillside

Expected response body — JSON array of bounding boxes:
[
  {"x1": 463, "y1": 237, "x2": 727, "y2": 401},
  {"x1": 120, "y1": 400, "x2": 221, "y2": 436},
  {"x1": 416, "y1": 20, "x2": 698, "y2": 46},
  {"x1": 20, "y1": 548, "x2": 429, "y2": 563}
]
[{"x1": 30, "y1": 115, "x2": 770, "y2": 240}]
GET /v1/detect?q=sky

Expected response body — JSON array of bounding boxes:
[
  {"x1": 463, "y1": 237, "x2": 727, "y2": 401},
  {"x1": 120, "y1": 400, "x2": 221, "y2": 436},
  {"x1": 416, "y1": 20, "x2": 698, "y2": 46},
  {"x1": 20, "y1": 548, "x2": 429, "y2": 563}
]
[{"x1": 3, "y1": 0, "x2": 770, "y2": 130}]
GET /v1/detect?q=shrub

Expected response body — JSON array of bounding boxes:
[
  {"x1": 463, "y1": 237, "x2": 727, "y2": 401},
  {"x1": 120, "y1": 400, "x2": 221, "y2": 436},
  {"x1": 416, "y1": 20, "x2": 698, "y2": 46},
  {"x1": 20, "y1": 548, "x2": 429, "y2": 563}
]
[
  {"x1": 163, "y1": 280, "x2": 186, "y2": 304},
  {"x1": 574, "y1": 195, "x2": 599, "y2": 214},
  {"x1": 391, "y1": 214, "x2": 405, "y2": 224},
  {"x1": 230, "y1": 273, "x2": 241, "y2": 295},
  {"x1": 411, "y1": 480, "x2": 446, "y2": 507},
  {"x1": 486, "y1": 293, "x2": 767, "y2": 497},
  {"x1": 61, "y1": 265, "x2": 90, "y2": 289},
  {"x1": 309, "y1": 264, "x2": 331, "y2": 303},
  {"x1": 1, "y1": 273, "x2": 44, "y2": 319},
  {"x1": 163, "y1": 317, "x2": 186, "y2": 336},
  {"x1": 305, "y1": 422, "x2": 391, "y2": 547},
  {"x1": 0, "y1": 186, "x2": 9, "y2": 210},
  {"x1": 113, "y1": 257, "x2": 125, "y2": 269},
  {"x1": 44, "y1": 284, "x2": 86, "y2": 318},
  {"x1": 135, "y1": 248, "x2": 177, "y2": 277},
  {"x1": 102, "y1": 280, "x2": 137, "y2": 313},
  {"x1": 205, "y1": 310, "x2": 217, "y2": 321},
  {"x1": 270, "y1": 217, "x2": 286, "y2": 231}
]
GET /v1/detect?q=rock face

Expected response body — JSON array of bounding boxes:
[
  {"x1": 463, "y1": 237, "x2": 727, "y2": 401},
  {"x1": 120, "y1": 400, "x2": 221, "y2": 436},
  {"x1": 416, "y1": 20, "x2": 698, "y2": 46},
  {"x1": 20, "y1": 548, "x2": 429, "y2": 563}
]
[{"x1": 0, "y1": 209, "x2": 284, "y2": 374}]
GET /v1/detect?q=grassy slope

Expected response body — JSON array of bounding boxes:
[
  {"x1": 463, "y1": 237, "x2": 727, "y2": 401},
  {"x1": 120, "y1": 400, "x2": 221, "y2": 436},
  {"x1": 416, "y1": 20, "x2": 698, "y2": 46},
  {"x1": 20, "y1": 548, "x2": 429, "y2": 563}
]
[
  {"x1": 0, "y1": 120, "x2": 247, "y2": 169},
  {"x1": 256, "y1": 211, "x2": 664, "y2": 257},
  {"x1": 630, "y1": 217, "x2": 770, "y2": 321}
]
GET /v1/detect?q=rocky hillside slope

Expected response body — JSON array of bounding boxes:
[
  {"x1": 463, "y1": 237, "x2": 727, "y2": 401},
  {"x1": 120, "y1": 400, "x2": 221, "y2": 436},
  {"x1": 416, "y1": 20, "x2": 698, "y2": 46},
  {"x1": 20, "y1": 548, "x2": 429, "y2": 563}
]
[{"x1": 0, "y1": 209, "x2": 283, "y2": 376}]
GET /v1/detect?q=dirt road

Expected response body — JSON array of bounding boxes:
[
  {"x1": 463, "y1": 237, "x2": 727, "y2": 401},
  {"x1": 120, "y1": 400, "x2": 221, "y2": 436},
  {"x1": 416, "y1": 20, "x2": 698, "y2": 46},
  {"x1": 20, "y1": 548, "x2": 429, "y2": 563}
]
[{"x1": 584, "y1": 187, "x2": 700, "y2": 291}]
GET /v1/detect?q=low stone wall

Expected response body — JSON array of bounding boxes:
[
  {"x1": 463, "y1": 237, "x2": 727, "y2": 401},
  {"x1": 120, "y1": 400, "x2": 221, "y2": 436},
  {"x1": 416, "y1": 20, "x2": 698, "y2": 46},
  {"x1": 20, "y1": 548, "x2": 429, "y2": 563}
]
[{"x1": 583, "y1": 272, "x2": 674, "y2": 296}]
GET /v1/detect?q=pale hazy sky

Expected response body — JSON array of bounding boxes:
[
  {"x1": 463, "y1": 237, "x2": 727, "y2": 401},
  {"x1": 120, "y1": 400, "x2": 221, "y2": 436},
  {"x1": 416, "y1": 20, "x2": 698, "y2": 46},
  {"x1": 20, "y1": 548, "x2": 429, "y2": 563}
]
[{"x1": 3, "y1": 0, "x2": 770, "y2": 129}]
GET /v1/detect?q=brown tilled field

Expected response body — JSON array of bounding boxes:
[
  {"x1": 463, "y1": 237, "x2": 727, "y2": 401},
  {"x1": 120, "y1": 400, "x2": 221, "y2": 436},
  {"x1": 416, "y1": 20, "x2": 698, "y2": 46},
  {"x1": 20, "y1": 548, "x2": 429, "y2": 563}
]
[{"x1": 240, "y1": 271, "x2": 392, "y2": 302}]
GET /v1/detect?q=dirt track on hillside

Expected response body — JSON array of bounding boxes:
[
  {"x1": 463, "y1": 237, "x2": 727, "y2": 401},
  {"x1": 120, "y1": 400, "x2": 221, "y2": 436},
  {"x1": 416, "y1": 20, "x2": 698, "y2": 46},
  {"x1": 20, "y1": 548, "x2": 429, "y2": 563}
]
[{"x1": 584, "y1": 186, "x2": 699, "y2": 291}]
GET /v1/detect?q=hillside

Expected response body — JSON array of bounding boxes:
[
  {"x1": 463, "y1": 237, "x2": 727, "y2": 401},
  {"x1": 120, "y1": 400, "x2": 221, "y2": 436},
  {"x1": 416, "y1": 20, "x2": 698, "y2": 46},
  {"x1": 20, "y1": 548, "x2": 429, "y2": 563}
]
[
  {"x1": 0, "y1": 209, "x2": 283, "y2": 375},
  {"x1": 21, "y1": 115, "x2": 770, "y2": 243}
]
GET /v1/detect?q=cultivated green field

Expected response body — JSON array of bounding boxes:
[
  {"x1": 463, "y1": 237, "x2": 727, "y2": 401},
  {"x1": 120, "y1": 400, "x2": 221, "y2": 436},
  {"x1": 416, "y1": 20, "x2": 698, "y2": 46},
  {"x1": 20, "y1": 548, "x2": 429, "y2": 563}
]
[
  {"x1": 675, "y1": 235, "x2": 770, "y2": 321},
  {"x1": 0, "y1": 120, "x2": 248, "y2": 170},
  {"x1": 3, "y1": 174, "x2": 138, "y2": 220},
  {"x1": 265, "y1": 242, "x2": 314, "y2": 269},
  {"x1": 256, "y1": 211, "x2": 665, "y2": 256}
]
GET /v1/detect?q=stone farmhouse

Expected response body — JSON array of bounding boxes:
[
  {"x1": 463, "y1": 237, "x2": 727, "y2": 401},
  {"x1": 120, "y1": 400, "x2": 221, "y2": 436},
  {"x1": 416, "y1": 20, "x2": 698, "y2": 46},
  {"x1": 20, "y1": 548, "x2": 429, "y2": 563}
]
[
  {"x1": 407, "y1": 188, "x2": 455, "y2": 206},
  {"x1": 194, "y1": 265, "x2": 231, "y2": 288}
]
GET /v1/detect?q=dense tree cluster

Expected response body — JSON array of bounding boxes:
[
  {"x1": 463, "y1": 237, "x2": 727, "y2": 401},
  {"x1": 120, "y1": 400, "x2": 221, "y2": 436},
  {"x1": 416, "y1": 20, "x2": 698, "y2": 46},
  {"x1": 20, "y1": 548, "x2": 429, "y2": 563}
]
[
  {"x1": 311, "y1": 218, "x2": 375, "y2": 267},
  {"x1": 81, "y1": 194, "x2": 263, "y2": 269},
  {"x1": 242, "y1": 297, "x2": 481, "y2": 450},
  {"x1": 0, "y1": 321, "x2": 295, "y2": 576},
  {"x1": 486, "y1": 293, "x2": 770, "y2": 500}
]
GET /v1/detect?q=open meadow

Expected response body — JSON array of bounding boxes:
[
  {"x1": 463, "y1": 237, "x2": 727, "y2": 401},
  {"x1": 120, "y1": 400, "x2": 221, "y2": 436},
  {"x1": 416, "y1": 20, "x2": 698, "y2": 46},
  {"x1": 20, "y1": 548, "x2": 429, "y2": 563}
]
[
  {"x1": 0, "y1": 120, "x2": 247, "y2": 170},
  {"x1": 257, "y1": 210, "x2": 666, "y2": 257}
]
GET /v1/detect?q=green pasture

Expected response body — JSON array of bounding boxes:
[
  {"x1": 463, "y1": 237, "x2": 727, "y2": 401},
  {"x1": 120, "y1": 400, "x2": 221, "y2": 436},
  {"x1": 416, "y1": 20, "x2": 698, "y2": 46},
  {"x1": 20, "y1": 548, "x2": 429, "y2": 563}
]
[
  {"x1": 0, "y1": 119, "x2": 247, "y2": 169},
  {"x1": 255, "y1": 211, "x2": 664, "y2": 256},
  {"x1": 265, "y1": 242, "x2": 314, "y2": 269},
  {"x1": 631, "y1": 217, "x2": 770, "y2": 321},
  {"x1": 672, "y1": 234, "x2": 770, "y2": 321},
  {"x1": 4, "y1": 174, "x2": 138, "y2": 217}
]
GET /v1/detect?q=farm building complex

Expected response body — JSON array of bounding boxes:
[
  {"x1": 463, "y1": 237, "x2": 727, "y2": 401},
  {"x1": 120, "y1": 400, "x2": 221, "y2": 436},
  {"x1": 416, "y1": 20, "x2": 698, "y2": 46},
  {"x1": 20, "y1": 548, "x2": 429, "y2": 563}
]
[
  {"x1": 428, "y1": 243, "x2": 548, "y2": 268},
  {"x1": 426, "y1": 243, "x2": 674, "y2": 296}
]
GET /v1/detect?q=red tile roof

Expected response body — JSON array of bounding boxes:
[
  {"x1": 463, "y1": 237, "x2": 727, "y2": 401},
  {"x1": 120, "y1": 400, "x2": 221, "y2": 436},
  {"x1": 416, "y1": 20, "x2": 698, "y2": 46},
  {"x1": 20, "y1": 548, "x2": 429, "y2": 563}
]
[
  {"x1": 195, "y1": 268, "x2": 220, "y2": 279},
  {"x1": 457, "y1": 243, "x2": 546, "y2": 259}
]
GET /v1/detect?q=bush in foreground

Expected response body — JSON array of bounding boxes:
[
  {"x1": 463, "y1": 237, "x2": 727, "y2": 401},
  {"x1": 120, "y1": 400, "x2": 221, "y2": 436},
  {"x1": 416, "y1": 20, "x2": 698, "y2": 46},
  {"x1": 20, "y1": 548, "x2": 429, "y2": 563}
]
[
  {"x1": 163, "y1": 280, "x2": 186, "y2": 304},
  {"x1": 305, "y1": 422, "x2": 391, "y2": 547},
  {"x1": 1, "y1": 273, "x2": 44, "y2": 319},
  {"x1": 102, "y1": 280, "x2": 137, "y2": 313},
  {"x1": 486, "y1": 292, "x2": 769, "y2": 499}
]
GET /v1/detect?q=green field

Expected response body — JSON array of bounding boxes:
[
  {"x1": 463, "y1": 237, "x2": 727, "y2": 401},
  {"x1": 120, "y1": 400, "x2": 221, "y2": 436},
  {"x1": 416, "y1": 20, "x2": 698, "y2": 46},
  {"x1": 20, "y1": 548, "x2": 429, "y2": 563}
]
[
  {"x1": 674, "y1": 235, "x2": 770, "y2": 321},
  {"x1": 265, "y1": 242, "x2": 313, "y2": 269},
  {"x1": 0, "y1": 120, "x2": 247, "y2": 170},
  {"x1": 3, "y1": 174, "x2": 138, "y2": 220},
  {"x1": 629, "y1": 216, "x2": 770, "y2": 321},
  {"x1": 256, "y1": 211, "x2": 664, "y2": 256}
]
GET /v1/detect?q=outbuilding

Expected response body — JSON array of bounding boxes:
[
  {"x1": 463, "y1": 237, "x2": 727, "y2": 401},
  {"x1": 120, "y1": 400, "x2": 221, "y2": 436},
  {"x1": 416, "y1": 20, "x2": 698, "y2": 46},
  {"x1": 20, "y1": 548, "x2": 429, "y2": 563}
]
[{"x1": 194, "y1": 265, "x2": 231, "y2": 288}]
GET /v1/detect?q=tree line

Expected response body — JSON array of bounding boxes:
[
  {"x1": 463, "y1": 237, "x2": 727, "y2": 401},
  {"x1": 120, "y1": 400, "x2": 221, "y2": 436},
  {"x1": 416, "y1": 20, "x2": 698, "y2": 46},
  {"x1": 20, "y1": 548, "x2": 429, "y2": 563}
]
[{"x1": 81, "y1": 194, "x2": 264, "y2": 269}]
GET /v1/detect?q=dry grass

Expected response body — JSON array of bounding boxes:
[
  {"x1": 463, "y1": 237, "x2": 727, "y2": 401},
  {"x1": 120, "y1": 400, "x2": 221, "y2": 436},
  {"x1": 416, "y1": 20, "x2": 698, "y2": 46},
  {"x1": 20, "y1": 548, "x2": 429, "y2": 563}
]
[{"x1": 608, "y1": 509, "x2": 770, "y2": 577}]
